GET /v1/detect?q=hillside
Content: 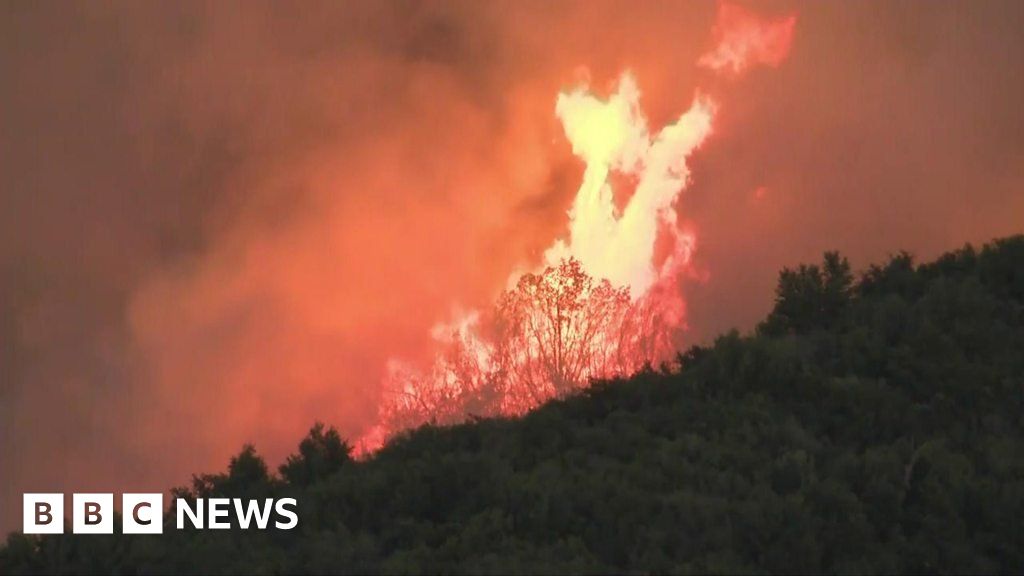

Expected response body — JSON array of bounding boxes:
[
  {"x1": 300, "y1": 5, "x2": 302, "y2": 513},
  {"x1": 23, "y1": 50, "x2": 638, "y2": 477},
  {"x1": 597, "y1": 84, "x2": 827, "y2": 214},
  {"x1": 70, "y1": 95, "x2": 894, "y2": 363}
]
[{"x1": 3, "y1": 236, "x2": 1023, "y2": 574}]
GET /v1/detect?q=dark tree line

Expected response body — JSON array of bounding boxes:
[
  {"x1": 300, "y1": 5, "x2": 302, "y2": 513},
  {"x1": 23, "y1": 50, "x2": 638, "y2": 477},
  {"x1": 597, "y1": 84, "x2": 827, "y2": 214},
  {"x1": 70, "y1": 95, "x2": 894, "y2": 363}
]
[{"x1": 3, "y1": 235, "x2": 1023, "y2": 574}]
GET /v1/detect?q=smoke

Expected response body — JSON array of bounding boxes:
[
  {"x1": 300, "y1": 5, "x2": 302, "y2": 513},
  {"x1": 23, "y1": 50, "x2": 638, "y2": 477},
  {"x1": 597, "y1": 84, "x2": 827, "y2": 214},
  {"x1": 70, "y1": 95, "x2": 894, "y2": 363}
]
[
  {"x1": 121, "y1": 1, "x2": 566, "y2": 475},
  {"x1": 2, "y1": 0, "x2": 570, "y2": 530},
  {"x1": 3, "y1": 0, "x2": 1024, "y2": 534}
]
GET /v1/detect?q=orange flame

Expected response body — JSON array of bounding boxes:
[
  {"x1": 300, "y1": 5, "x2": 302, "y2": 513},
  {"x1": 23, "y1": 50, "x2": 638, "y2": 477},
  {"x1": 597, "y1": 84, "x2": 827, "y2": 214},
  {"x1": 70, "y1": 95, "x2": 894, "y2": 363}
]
[
  {"x1": 356, "y1": 3, "x2": 797, "y2": 454},
  {"x1": 354, "y1": 76, "x2": 713, "y2": 454},
  {"x1": 699, "y1": 1, "x2": 797, "y2": 76}
]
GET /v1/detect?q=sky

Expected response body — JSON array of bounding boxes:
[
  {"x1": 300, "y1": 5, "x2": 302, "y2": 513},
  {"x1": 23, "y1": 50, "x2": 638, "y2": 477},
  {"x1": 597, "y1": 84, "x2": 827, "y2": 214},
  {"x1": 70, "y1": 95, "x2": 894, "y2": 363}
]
[{"x1": 2, "y1": 0, "x2": 1023, "y2": 533}]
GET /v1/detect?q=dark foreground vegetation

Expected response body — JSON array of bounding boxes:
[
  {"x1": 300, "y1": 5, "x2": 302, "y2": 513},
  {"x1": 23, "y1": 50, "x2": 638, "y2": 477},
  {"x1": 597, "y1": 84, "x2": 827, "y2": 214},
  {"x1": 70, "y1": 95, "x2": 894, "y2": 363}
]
[{"x1": 3, "y1": 236, "x2": 1023, "y2": 574}]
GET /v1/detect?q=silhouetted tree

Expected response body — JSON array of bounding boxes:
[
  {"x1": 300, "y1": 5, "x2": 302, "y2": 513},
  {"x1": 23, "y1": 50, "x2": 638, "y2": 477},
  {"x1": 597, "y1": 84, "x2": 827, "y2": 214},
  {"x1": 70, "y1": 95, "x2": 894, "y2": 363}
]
[
  {"x1": 760, "y1": 251, "x2": 852, "y2": 335},
  {"x1": 280, "y1": 423, "x2": 352, "y2": 487},
  {"x1": 378, "y1": 258, "x2": 655, "y2": 430},
  {"x1": 494, "y1": 258, "x2": 633, "y2": 407}
]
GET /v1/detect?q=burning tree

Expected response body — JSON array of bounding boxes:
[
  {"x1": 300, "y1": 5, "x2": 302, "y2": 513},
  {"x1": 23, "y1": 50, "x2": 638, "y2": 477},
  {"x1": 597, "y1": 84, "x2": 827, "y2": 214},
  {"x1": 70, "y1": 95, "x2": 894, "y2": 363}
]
[
  {"x1": 493, "y1": 258, "x2": 631, "y2": 411},
  {"x1": 372, "y1": 257, "x2": 677, "y2": 444}
]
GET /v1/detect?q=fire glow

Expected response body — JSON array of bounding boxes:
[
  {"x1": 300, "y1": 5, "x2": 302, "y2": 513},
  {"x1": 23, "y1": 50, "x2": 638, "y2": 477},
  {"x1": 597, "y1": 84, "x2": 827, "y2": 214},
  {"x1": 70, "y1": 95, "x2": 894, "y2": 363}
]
[{"x1": 357, "y1": 2, "x2": 796, "y2": 452}]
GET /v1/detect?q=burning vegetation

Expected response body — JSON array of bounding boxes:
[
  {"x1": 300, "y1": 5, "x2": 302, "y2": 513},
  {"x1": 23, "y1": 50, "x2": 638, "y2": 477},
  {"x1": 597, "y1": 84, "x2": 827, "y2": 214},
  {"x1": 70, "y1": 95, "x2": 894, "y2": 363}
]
[
  {"x1": 357, "y1": 2, "x2": 797, "y2": 452},
  {"x1": 375, "y1": 257, "x2": 681, "y2": 437}
]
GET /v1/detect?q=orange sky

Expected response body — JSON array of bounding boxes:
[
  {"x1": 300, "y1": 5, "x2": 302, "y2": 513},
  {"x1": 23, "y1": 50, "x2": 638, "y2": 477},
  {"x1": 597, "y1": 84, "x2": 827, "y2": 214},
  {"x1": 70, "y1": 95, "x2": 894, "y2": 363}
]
[{"x1": 2, "y1": 0, "x2": 1023, "y2": 533}]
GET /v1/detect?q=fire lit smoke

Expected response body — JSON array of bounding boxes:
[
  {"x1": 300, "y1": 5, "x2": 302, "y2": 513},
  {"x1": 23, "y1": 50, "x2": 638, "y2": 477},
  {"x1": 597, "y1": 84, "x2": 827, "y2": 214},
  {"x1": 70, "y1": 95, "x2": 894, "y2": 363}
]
[
  {"x1": 699, "y1": 1, "x2": 797, "y2": 75},
  {"x1": 356, "y1": 2, "x2": 798, "y2": 453}
]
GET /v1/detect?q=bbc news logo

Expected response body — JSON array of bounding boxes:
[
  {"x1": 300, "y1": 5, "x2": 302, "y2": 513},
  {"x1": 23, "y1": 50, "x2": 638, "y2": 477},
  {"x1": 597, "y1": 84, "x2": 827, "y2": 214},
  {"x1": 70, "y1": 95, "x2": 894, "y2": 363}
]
[{"x1": 24, "y1": 493, "x2": 298, "y2": 534}]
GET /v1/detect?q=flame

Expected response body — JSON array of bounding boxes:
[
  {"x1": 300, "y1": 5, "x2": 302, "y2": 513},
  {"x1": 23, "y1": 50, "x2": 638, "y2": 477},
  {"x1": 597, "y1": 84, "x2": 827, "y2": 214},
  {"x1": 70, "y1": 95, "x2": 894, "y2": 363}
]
[
  {"x1": 546, "y1": 73, "x2": 713, "y2": 297},
  {"x1": 356, "y1": 3, "x2": 797, "y2": 454},
  {"x1": 699, "y1": 1, "x2": 797, "y2": 76},
  {"x1": 355, "y1": 76, "x2": 712, "y2": 454}
]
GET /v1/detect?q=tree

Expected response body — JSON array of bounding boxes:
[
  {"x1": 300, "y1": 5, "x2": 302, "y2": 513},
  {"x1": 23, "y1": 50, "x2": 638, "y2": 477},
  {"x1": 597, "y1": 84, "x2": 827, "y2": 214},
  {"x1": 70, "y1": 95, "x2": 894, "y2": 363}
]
[
  {"x1": 377, "y1": 258, "x2": 658, "y2": 430},
  {"x1": 760, "y1": 251, "x2": 852, "y2": 335},
  {"x1": 494, "y1": 258, "x2": 633, "y2": 410},
  {"x1": 280, "y1": 423, "x2": 353, "y2": 487}
]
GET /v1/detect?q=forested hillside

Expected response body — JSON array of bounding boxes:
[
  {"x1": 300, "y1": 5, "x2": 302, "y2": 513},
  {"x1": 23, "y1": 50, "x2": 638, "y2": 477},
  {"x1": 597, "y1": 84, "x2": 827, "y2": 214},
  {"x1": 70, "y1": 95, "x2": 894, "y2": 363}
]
[{"x1": 3, "y1": 236, "x2": 1023, "y2": 574}]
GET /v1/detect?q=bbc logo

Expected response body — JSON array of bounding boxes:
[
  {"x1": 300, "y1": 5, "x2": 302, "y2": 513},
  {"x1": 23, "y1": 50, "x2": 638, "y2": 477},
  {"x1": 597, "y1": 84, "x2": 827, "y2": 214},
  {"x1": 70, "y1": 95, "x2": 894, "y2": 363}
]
[
  {"x1": 25, "y1": 493, "x2": 299, "y2": 533},
  {"x1": 24, "y1": 493, "x2": 164, "y2": 534}
]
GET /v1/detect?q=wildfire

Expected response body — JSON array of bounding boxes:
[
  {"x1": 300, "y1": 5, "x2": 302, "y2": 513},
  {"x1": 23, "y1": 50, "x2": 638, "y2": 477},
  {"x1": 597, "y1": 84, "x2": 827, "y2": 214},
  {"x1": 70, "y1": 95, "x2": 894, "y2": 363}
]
[
  {"x1": 547, "y1": 74, "x2": 713, "y2": 297},
  {"x1": 356, "y1": 2, "x2": 796, "y2": 453},
  {"x1": 698, "y1": 1, "x2": 797, "y2": 75}
]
